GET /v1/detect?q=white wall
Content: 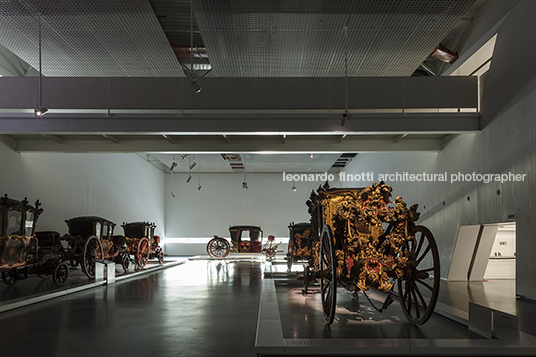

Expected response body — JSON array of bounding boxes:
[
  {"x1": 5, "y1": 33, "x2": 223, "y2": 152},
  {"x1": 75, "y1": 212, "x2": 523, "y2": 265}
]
[
  {"x1": 0, "y1": 144, "x2": 166, "y2": 237},
  {"x1": 165, "y1": 172, "x2": 328, "y2": 239}
]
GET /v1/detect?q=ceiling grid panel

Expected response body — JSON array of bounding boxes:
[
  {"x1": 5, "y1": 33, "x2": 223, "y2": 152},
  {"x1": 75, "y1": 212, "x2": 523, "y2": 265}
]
[
  {"x1": 0, "y1": 0, "x2": 183, "y2": 77},
  {"x1": 193, "y1": 0, "x2": 475, "y2": 77}
]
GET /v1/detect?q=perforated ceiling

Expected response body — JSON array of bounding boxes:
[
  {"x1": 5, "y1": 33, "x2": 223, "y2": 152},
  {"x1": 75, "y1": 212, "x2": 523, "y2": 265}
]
[
  {"x1": 192, "y1": 0, "x2": 476, "y2": 77},
  {"x1": 0, "y1": 0, "x2": 183, "y2": 77}
]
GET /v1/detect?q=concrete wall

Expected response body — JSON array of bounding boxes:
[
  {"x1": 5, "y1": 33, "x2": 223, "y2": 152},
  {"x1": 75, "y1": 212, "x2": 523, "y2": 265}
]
[
  {"x1": 0, "y1": 144, "x2": 166, "y2": 237},
  {"x1": 165, "y1": 172, "x2": 327, "y2": 239}
]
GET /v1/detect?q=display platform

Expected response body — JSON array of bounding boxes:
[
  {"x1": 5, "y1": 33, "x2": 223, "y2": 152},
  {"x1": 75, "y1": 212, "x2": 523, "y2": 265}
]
[
  {"x1": 0, "y1": 257, "x2": 186, "y2": 314},
  {"x1": 255, "y1": 279, "x2": 536, "y2": 356}
]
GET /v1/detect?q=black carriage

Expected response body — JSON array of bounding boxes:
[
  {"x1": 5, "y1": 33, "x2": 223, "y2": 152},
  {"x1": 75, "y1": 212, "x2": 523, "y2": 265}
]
[
  {"x1": 58, "y1": 216, "x2": 125, "y2": 279},
  {"x1": 120, "y1": 221, "x2": 163, "y2": 270},
  {"x1": 207, "y1": 225, "x2": 264, "y2": 258},
  {"x1": 301, "y1": 182, "x2": 440, "y2": 325},
  {"x1": 0, "y1": 195, "x2": 69, "y2": 287},
  {"x1": 286, "y1": 221, "x2": 314, "y2": 270}
]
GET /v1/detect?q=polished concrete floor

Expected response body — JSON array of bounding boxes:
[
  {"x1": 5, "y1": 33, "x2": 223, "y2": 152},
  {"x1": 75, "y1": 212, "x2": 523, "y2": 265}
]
[{"x1": 0, "y1": 258, "x2": 535, "y2": 357}]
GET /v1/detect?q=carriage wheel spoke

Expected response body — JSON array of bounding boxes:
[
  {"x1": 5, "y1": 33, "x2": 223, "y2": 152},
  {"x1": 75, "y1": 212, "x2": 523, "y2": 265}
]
[
  {"x1": 416, "y1": 245, "x2": 431, "y2": 264},
  {"x1": 415, "y1": 278, "x2": 434, "y2": 291},
  {"x1": 411, "y1": 285, "x2": 420, "y2": 318},
  {"x1": 411, "y1": 280, "x2": 428, "y2": 310},
  {"x1": 414, "y1": 232, "x2": 424, "y2": 254}
]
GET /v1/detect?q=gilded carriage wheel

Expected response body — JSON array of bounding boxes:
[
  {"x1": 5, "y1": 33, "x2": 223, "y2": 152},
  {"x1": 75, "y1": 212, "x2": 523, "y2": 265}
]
[
  {"x1": 207, "y1": 237, "x2": 230, "y2": 258},
  {"x1": 1, "y1": 272, "x2": 17, "y2": 286},
  {"x1": 157, "y1": 249, "x2": 164, "y2": 265},
  {"x1": 83, "y1": 236, "x2": 103, "y2": 279},
  {"x1": 121, "y1": 253, "x2": 130, "y2": 272},
  {"x1": 320, "y1": 225, "x2": 337, "y2": 325},
  {"x1": 136, "y1": 238, "x2": 150, "y2": 268},
  {"x1": 52, "y1": 262, "x2": 69, "y2": 286},
  {"x1": 397, "y1": 225, "x2": 440, "y2": 325}
]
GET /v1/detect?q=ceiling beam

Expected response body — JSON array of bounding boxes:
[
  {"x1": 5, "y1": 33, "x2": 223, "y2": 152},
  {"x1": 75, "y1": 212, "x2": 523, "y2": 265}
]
[
  {"x1": 102, "y1": 134, "x2": 120, "y2": 143},
  {"x1": 162, "y1": 134, "x2": 176, "y2": 144},
  {"x1": 14, "y1": 137, "x2": 444, "y2": 153},
  {"x1": 393, "y1": 134, "x2": 408, "y2": 143},
  {"x1": 42, "y1": 134, "x2": 64, "y2": 143},
  {"x1": 0, "y1": 113, "x2": 479, "y2": 135}
]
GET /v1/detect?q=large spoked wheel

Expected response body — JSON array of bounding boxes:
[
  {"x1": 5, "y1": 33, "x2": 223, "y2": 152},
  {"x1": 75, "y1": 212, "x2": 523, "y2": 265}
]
[
  {"x1": 320, "y1": 225, "x2": 337, "y2": 325},
  {"x1": 83, "y1": 236, "x2": 103, "y2": 279},
  {"x1": 286, "y1": 240, "x2": 293, "y2": 271},
  {"x1": 52, "y1": 262, "x2": 69, "y2": 286},
  {"x1": 121, "y1": 253, "x2": 130, "y2": 272},
  {"x1": 136, "y1": 238, "x2": 150, "y2": 268},
  {"x1": 157, "y1": 248, "x2": 164, "y2": 265},
  {"x1": 265, "y1": 248, "x2": 276, "y2": 259},
  {"x1": 398, "y1": 225, "x2": 440, "y2": 325},
  {"x1": 1, "y1": 272, "x2": 17, "y2": 286},
  {"x1": 207, "y1": 237, "x2": 230, "y2": 258}
]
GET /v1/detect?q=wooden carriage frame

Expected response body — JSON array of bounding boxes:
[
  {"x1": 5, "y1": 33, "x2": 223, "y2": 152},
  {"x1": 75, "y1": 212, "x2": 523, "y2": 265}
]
[
  {"x1": 303, "y1": 182, "x2": 440, "y2": 325},
  {"x1": 121, "y1": 221, "x2": 163, "y2": 270},
  {"x1": 59, "y1": 216, "x2": 124, "y2": 279},
  {"x1": 206, "y1": 225, "x2": 264, "y2": 258},
  {"x1": 1, "y1": 195, "x2": 69, "y2": 287}
]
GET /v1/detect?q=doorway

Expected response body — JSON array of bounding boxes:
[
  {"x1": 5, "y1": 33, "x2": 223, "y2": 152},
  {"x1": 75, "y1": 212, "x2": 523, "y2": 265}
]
[{"x1": 447, "y1": 222, "x2": 516, "y2": 282}]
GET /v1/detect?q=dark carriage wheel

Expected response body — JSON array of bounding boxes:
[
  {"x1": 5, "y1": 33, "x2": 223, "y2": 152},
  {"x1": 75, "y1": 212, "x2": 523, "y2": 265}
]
[
  {"x1": 1, "y1": 272, "x2": 17, "y2": 286},
  {"x1": 320, "y1": 225, "x2": 337, "y2": 325},
  {"x1": 121, "y1": 253, "x2": 130, "y2": 272},
  {"x1": 157, "y1": 249, "x2": 164, "y2": 265},
  {"x1": 286, "y1": 240, "x2": 293, "y2": 271},
  {"x1": 83, "y1": 236, "x2": 103, "y2": 279},
  {"x1": 206, "y1": 237, "x2": 230, "y2": 258},
  {"x1": 397, "y1": 225, "x2": 440, "y2": 325},
  {"x1": 52, "y1": 262, "x2": 69, "y2": 286},
  {"x1": 136, "y1": 238, "x2": 150, "y2": 268}
]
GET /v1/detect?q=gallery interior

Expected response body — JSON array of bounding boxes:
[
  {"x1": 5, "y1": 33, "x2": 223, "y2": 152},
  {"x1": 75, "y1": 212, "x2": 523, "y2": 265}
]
[{"x1": 1, "y1": 0, "x2": 536, "y2": 356}]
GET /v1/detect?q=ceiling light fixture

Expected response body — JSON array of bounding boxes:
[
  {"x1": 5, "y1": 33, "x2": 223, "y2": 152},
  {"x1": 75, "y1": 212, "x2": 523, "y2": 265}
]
[
  {"x1": 341, "y1": 26, "x2": 351, "y2": 127},
  {"x1": 170, "y1": 155, "x2": 176, "y2": 198},
  {"x1": 189, "y1": 161, "x2": 197, "y2": 170},
  {"x1": 197, "y1": 156, "x2": 202, "y2": 191},
  {"x1": 243, "y1": 155, "x2": 248, "y2": 190},
  {"x1": 180, "y1": 154, "x2": 189, "y2": 160},
  {"x1": 186, "y1": 175, "x2": 192, "y2": 183},
  {"x1": 35, "y1": 13, "x2": 47, "y2": 117},
  {"x1": 187, "y1": 0, "x2": 201, "y2": 93}
]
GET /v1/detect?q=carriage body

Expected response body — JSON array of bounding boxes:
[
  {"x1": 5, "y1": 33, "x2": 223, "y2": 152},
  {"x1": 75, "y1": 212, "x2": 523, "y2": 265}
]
[
  {"x1": 0, "y1": 195, "x2": 69, "y2": 286},
  {"x1": 120, "y1": 221, "x2": 163, "y2": 270},
  {"x1": 58, "y1": 216, "x2": 123, "y2": 279},
  {"x1": 207, "y1": 225, "x2": 270, "y2": 258},
  {"x1": 286, "y1": 222, "x2": 314, "y2": 270},
  {"x1": 304, "y1": 182, "x2": 440, "y2": 325}
]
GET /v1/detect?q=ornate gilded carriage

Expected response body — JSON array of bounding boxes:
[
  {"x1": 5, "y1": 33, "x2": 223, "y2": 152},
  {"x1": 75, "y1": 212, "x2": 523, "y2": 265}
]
[
  {"x1": 286, "y1": 222, "x2": 314, "y2": 270},
  {"x1": 1, "y1": 195, "x2": 69, "y2": 286},
  {"x1": 302, "y1": 182, "x2": 440, "y2": 325},
  {"x1": 120, "y1": 221, "x2": 163, "y2": 270}
]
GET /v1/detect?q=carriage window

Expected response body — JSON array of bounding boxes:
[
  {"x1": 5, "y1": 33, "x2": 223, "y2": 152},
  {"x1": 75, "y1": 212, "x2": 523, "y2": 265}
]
[
  {"x1": 7, "y1": 210, "x2": 23, "y2": 236},
  {"x1": 25, "y1": 212, "x2": 35, "y2": 237},
  {"x1": 95, "y1": 222, "x2": 102, "y2": 239},
  {"x1": 103, "y1": 223, "x2": 109, "y2": 239},
  {"x1": 250, "y1": 230, "x2": 260, "y2": 242},
  {"x1": 0, "y1": 209, "x2": 4, "y2": 235}
]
